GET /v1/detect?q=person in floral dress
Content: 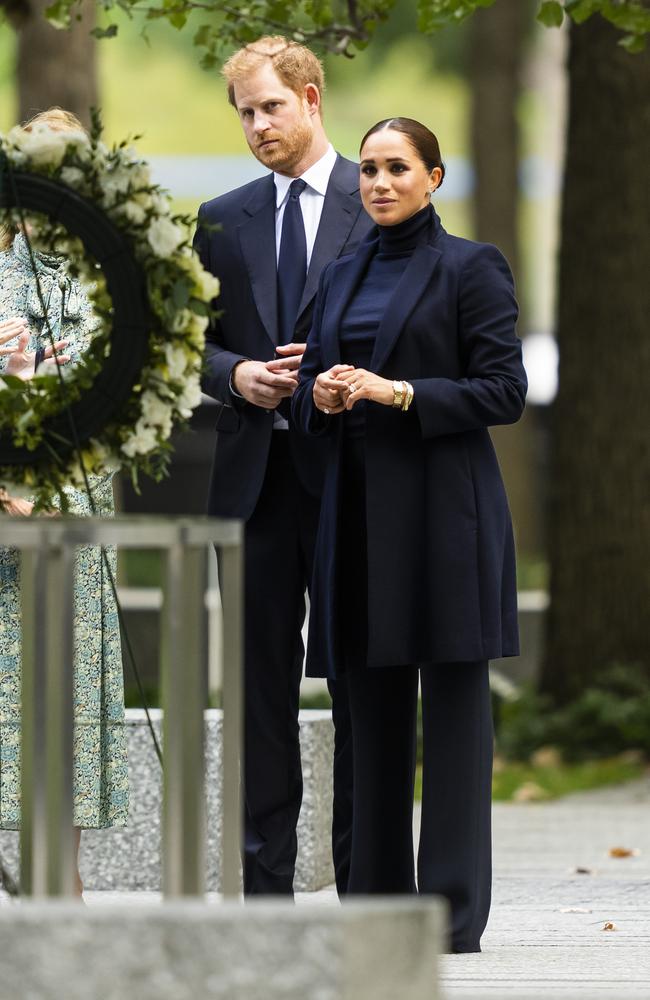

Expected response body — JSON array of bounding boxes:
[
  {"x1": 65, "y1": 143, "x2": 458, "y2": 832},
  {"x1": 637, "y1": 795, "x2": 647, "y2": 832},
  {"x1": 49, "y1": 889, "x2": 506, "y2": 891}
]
[{"x1": 0, "y1": 108, "x2": 129, "y2": 895}]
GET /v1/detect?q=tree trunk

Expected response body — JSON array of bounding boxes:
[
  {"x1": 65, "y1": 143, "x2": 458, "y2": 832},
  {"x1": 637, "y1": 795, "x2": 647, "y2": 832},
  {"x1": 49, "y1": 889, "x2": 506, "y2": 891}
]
[
  {"x1": 542, "y1": 15, "x2": 650, "y2": 702},
  {"x1": 468, "y1": 0, "x2": 527, "y2": 293},
  {"x1": 12, "y1": 0, "x2": 97, "y2": 128}
]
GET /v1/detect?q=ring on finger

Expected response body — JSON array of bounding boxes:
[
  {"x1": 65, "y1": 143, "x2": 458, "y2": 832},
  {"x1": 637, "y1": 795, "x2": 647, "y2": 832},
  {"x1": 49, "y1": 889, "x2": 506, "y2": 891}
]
[
  {"x1": 349, "y1": 383, "x2": 357, "y2": 393},
  {"x1": 323, "y1": 407, "x2": 330, "y2": 414}
]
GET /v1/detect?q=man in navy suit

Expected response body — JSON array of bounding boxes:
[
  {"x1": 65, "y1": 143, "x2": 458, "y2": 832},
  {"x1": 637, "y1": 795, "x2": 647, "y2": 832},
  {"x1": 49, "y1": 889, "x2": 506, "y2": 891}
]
[{"x1": 194, "y1": 36, "x2": 372, "y2": 895}]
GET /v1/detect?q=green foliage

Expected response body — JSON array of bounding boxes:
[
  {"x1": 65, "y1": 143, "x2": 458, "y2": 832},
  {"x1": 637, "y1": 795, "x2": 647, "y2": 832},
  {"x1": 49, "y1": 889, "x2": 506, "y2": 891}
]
[
  {"x1": 496, "y1": 664, "x2": 650, "y2": 762},
  {"x1": 41, "y1": 0, "x2": 650, "y2": 58}
]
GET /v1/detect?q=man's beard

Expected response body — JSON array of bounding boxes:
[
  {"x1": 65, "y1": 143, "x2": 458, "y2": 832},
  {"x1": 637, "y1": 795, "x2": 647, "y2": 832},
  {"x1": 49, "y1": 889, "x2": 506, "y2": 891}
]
[{"x1": 250, "y1": 117, "x2": 313, "y2": 173}]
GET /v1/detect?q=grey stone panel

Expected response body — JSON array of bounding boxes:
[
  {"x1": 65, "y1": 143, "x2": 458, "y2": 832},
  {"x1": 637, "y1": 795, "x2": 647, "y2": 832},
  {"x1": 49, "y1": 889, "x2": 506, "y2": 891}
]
[
  {"x1": 0, "y1": 899, "x2": 446, "y2": 1000},
  {"x1": 0, "y1": 709, "x2": 335, "y2": 894}
]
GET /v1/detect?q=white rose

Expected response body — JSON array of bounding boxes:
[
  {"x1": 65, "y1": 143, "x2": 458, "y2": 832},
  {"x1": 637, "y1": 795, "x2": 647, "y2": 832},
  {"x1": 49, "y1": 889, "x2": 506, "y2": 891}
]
[
  {"x1": 147, "y1": 217, "x2": 183, "y2": 258},
  {"x1": 60, "y1": 166, "x2": 85, "y2": 189},
  {"x1": 164, "y1": 342, "x2": 189, "y2": 382},
  {"x1": 120, "y1": 200, "x2": 147, "y2": 225},
  {"x1": 176, "y1": 377, "x2": 202, "y2": 419},
  {"x1": 0, "y1": 378, "x2": 6, "y2": 391},
  {"x1": 121, "y1": 419, "x2": 159, "y2": 458},
  {"x1": 8, "y1": 123, "x2": 88, "y2": 169},
  {"x1": 140, "y1": 390, "x2": 173, "y2": 435}
]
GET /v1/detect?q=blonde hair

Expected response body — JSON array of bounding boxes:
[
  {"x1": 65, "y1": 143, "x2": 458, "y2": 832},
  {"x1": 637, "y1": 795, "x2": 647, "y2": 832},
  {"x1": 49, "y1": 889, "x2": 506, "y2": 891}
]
[
  {"x1": 0, "y1": 107, "x2": 87, "y2": 251},
  {"x1": 223, "y1": 35, "x2": 325, "y2": 114}
]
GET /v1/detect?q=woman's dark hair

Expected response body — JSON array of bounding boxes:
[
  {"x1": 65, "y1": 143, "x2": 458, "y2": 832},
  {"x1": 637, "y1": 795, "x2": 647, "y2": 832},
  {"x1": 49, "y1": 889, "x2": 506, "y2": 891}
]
[{"x1": 360, "y1": 117, "x2": 445, "y2": 189}]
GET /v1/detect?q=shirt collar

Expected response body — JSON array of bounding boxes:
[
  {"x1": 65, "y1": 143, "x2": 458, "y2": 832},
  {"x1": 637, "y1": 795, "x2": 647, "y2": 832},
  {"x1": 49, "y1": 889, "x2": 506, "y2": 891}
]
[{"x1": 274, "y1": 144, "x2": 337, "y2": 208}]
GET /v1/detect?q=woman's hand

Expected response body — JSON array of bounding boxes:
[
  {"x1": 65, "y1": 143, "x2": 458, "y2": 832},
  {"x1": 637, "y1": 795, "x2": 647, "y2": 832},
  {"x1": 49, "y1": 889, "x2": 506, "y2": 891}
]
[
  {"x1": 4, "y1": 333, "x2": 71, "y2": 380},
  {"x1": 313, "y1": 364, "x2": 355, "y2": 414},
  {"x1": 0, "y1": 488, "x2": 34, "y2": 517},
  {"x1": 335, "y1": 368, "x2": 394, "y2": 409},
  {"x1": 0, "y1": 317, "x2": 29, "y2": 353}
]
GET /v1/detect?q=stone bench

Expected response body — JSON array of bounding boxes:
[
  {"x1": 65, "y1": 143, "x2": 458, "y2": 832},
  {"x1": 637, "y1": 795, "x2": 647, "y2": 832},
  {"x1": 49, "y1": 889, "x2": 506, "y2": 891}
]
[
  {"x1": 0, "y1": 709, "x2": 335, "y2": 894},
  {"x1": 0, "y1": 898, "x2": 447, "y2": 1000}
]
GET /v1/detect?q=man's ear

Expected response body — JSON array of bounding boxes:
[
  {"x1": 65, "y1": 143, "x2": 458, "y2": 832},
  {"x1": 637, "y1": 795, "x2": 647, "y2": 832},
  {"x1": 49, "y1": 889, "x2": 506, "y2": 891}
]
[{"x1": 303, "y1": 83, "x2": 321, "y2": 116}]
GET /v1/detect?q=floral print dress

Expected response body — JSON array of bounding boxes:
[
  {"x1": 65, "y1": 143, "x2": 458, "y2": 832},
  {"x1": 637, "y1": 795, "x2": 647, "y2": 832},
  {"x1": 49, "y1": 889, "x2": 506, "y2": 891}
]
[{"x1": 0, "y1": 234, "x2": 129, "y2": 829}]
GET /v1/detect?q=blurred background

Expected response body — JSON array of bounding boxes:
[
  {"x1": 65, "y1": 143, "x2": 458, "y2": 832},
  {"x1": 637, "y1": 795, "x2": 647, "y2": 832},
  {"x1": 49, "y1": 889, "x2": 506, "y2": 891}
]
[{"x1": 1, "y1": 0, "x2": 648, "y2": 800}]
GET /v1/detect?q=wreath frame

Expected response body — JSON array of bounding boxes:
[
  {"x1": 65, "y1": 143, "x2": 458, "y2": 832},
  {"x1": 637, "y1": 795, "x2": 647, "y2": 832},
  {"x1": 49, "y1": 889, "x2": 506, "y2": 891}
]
[
  {"x1": 0, "y1": 119, "x2": 219, "y2": 509},
  {"x1": 0, "y1": 171, "x2": 149, "y2": 466}
]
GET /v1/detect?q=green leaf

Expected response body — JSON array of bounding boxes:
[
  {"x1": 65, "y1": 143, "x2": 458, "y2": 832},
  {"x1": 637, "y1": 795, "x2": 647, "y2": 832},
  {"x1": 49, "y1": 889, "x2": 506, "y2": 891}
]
[
  {"x1": 90, "y1": 23, "x2": 119, "y2": 38},
  {"x1": 44, "y1": 0, "x2": 72, "y2": 29},
  {"x1": 193, "y1": 23, "x2": 212, "y2": 47},
  {"x1": 619, "y1": 32, "x2": 646, "y2": 54},
  {"x1": 538, "y1": 1, "x2": 564, "y2": 28},
  {"x1": 168, "y1": 10, "x2": 187, "y2": 29}
]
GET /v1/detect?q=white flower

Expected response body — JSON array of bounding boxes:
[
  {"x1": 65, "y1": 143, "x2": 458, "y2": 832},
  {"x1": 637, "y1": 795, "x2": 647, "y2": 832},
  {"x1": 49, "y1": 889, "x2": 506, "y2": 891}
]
[
  {"x1": 176, "y1": 376, "x2": 202, "y2": 419},
  {"x1": 8, "y1": 122, "x2": 88, "y2": 169},
  {"x1": 119, "y1": 200, "x2": 147, "y2": 225},
  {"x1": 147, "y1": 217, "x2": 183, "y2": 258},
  {"x1": 164, "y1": 343, "x2": 189, "y2": 382},
  {"x1": 121, "y1": 418, "x2": 159, "y2": 457},
  {"x1": 60, "y1": 166, "x2": 85, "y2": 189},
  {"x1": 140, "y1": 389, "x2": 173, "y2": 435}
]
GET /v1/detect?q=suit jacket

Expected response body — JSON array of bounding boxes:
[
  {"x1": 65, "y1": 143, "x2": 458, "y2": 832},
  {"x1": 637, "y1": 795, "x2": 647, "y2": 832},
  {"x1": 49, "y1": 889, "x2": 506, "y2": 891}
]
[
  {"x1": 194, "y1": 154, "x2": 373, "y2": 519},
  {"x1": 292, "y1": 207, "x2": 528, "y2": 678}
]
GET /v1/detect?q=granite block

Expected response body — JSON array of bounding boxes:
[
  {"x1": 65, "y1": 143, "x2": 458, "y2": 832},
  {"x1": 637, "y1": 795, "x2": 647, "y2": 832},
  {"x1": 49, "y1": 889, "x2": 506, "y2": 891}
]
[
  {"x1": 0, "y1": 709, "x2": 335, "y2": 894},
  {"x1": 0, "y1": 899, "x2": 446, "y2": 1000}
]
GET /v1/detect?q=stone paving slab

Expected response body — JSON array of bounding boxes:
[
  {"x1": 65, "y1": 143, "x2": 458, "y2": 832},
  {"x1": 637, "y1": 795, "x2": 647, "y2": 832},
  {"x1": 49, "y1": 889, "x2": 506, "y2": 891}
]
[
  {"x1": 2, "y1": 777, "x2": 649, "y2": 999},
  {"x1": 440, "y1": 777, "x2": 650, "y2": 1000}
]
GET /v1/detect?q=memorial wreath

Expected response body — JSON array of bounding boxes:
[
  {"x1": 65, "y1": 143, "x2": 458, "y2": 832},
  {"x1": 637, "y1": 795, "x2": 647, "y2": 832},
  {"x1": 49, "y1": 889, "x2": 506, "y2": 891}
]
[{"x1": 0, "y1": 114, "x2": 219, "y2": 510}]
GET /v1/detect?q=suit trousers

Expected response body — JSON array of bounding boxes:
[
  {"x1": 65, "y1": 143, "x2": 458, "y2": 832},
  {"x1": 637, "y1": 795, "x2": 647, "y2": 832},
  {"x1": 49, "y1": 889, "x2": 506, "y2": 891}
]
[
  {"x1": 338, "y1": 436, "x2": 493, "y2": 950},
  {"x1": 234, "y1": 431, "x2": 352, "y2": 895}
]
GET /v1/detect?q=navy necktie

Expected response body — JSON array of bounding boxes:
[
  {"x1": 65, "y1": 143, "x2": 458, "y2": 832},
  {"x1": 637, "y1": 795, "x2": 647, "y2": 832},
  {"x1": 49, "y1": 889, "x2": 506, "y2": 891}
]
[{"x1": 277, "y1": 178, "x2": 307, "y2": 346}]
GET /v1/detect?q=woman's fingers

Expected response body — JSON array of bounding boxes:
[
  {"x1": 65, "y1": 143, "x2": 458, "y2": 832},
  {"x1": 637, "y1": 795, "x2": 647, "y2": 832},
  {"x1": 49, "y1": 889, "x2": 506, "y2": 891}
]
[
  {"x1": 43, "y1": 339, "x2": 69, "y2": 358},
  {"x1": 41, "y1": 354, "x2": 71, "y2": 368},
  {"x1": 0, "y1": 317, "x2": 29, "y2": 345}
]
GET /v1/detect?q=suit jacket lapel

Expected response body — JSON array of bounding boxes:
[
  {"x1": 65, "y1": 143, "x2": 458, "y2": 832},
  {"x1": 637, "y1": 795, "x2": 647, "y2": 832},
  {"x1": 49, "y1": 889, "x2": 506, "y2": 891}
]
[
  {"x1": 320, "y1": 237, "x2": 377, "y2": 371},
  {"x1": 237, "y1": 175, "x2": 278, "y2": 346},
  {"x1": 370, "y1": 243, "x2": 442, "y2": 373},
  {"x1": 296, "y1": 157, "x2": 363, "y2": 323}
]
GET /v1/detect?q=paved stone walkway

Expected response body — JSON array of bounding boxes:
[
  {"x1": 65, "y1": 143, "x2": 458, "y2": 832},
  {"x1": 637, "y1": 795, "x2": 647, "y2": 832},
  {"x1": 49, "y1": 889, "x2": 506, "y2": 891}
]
[
  {"x1": 440, "y1": 777, "x2": 650, "y2": 999},
  {"x1": 2, "y1": 777, "x2": 649, "y2": 998}
]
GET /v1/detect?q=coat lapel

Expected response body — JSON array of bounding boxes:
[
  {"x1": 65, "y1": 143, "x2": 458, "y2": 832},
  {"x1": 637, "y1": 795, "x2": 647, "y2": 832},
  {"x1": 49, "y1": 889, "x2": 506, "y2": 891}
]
[
  {"x1": 320, "y1": 237, "x2": 378, "y2": 371},
  {"x1": 296, "y1": 156, "x2": 363, "y2": 323},
  {"x1": 370, "y1": 243, "x2": 442, "y2": 373},
  {"x1": 237, "y1": 174, "x2": 278, "y2": 346}
]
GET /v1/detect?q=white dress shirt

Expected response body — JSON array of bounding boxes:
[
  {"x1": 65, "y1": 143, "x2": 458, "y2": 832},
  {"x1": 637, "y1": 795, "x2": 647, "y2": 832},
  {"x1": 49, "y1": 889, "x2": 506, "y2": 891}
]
[{"x1": 273, "y1": 143, "x2": 338, "y2": 267}]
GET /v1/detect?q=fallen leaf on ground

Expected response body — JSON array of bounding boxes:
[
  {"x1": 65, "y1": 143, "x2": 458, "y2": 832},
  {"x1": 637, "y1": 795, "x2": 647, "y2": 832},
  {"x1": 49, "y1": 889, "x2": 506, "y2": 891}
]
[
  {"x1": 572, "y1": 866, "x2": 596, "y2": 875},
  {"x1": 559, "y1": 907, "x2": 592, "y2": 913},
  {"x1": 530, "y1": 745, "x2": 563, "y2": 768},
  {"x1": 602, "y1": 921, "x2": 617, "y2": 931},
  {"x1": 608, "y1": 846, "x2": 640, "y2": 858},
  {"x1": 513, "y1": 781, "x2": 547, "y2": 803}
]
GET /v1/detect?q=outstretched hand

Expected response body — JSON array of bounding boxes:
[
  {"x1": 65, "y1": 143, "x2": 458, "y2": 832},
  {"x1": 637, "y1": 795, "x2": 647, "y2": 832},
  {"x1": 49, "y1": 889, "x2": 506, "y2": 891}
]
[{"x1": 4, "y1": 331, "x2": 71, "y2": 381}]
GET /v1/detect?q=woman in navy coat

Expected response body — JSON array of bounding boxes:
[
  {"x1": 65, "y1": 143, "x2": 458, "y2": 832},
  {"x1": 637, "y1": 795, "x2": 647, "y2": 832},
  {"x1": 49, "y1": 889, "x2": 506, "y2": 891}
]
[{"x1": 292, "y1": 118, "x2": 527, "y2": 952}]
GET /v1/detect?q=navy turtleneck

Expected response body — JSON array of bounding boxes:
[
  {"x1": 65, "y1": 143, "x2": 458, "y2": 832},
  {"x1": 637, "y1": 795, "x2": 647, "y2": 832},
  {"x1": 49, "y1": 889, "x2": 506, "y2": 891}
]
[
  {"x1": 377, "y1": 203, "x2": 432, "y2": 257},
  {"x1": 339, "y1": 204, "x2": 431, "y2": 436}
]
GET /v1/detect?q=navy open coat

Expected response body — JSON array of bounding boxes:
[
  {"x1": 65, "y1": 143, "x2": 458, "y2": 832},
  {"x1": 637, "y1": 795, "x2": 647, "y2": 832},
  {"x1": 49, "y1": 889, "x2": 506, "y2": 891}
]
[{"x1": 292, "y1": 208, "x2": 528, "y2": 679}]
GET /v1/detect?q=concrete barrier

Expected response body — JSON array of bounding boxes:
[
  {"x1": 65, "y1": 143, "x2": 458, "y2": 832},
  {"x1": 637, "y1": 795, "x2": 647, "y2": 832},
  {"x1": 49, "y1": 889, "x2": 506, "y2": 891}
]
[
  {"x1": 0, "y1": 709, "x2": 334, "y2": 894},
  {"x1": 0, "y1": 898, "x2": 447, "y2": 1000}
]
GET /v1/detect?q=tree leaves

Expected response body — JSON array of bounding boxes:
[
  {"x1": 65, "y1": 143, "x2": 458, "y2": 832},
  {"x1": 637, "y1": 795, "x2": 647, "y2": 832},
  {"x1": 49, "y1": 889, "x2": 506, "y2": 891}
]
[
  {"x1": 41, "y1": 0, "x2": 650, "y2": 59},
  {"x1": 538, "y1": 2, "x2": 564, "y2": 28}
]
